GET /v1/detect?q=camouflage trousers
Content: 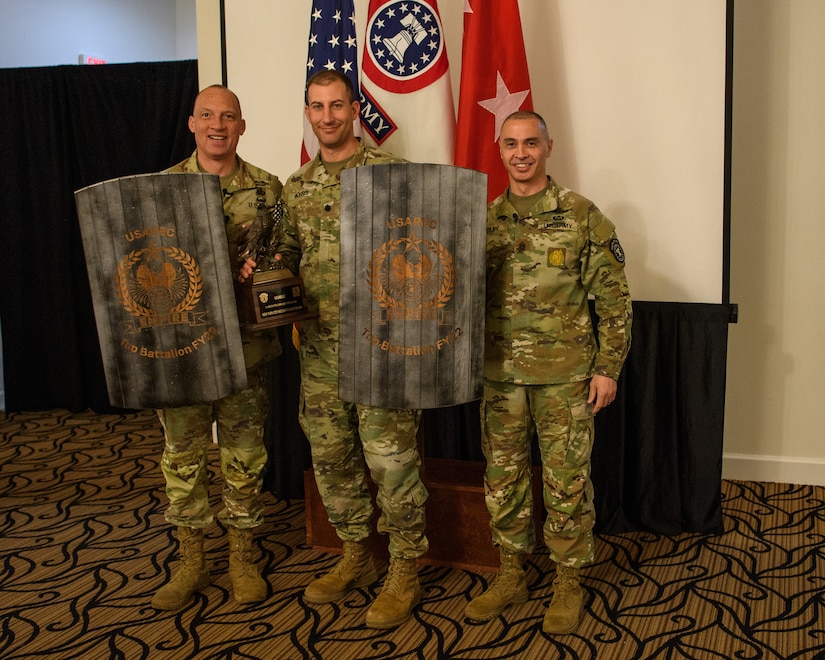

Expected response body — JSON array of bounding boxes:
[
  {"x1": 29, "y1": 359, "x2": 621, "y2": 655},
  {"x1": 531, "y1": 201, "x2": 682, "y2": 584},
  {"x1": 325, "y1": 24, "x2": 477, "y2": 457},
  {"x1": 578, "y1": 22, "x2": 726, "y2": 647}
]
[
  {"x1": 157, "y1": 365, "x2": 269, "y2": 530},
  {"x1": 480, "y1": 378, "x2": 595, "y2": 567},
  {"x1": 299, "y1": 348, "x2": 428, "y2": 559}
]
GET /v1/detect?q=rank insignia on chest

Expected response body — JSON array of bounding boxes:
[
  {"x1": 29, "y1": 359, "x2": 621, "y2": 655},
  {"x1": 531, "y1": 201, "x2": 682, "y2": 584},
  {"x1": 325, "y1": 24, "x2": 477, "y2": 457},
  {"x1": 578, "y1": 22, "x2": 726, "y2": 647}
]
[{"x1": 548, "y1": 248, "x2": 566, "y2": 267}]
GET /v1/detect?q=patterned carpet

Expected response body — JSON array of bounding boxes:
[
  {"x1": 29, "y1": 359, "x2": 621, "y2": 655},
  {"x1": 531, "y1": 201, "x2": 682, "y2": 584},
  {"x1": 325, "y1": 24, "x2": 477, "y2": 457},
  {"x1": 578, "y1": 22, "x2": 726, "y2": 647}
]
[{"x1": 1, "y1": 409, "x2": 823, "y2": 659}]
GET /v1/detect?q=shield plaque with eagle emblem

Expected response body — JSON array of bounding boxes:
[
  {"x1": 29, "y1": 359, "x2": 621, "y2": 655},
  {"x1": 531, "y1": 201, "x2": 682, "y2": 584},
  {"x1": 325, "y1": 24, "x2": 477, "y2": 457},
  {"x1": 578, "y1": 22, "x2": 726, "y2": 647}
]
[
  {"x1": 75, "y1": 173, "x2": 247, "y2": 409},
  {"x1": 339, "y1": 163, "x2": 487, "y2": 409}
]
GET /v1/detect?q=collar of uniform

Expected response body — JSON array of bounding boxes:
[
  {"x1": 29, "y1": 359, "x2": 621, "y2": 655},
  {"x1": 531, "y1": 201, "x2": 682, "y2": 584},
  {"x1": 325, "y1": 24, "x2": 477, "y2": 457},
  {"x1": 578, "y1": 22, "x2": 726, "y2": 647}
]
[
  {"x1": 178, "y1": 150, "x2": 201, "y2": 174},
  {"x1": 530, "y1": 177, "x2": 562, "y2": 215},
  {"x1": 302, "y1": 140, "x2": 373, "y2": 184},
  {"x1": 178, "y1": 150, "x2": 254, "y2": 193},
  {"x1": 496, "y1": 176, "x2": 562, "y2": 219}
]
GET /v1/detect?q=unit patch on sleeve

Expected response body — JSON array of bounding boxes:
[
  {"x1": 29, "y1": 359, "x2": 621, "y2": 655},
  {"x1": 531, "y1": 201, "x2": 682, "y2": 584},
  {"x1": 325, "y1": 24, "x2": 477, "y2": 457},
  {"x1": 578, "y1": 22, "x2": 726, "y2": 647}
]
[{"x1": 609, "y1": 237, "x2": 625, "y2": 263}]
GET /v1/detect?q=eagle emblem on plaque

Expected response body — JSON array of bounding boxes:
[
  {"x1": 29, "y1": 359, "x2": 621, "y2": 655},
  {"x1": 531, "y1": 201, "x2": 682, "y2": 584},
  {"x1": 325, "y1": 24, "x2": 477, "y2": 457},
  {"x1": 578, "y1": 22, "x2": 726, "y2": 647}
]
[
  {"x1": 368, "y1": 231, "x2": 455, "y2": 324},
  {"x1": 75, "y1": 173, "x2": 247, "y2": 409},
  {"x1": 116, "y1": 243, "x2": 206, "y2": 331},
  {"x1": 338, "y1": 163, "x2": 486, "y2": 410}
]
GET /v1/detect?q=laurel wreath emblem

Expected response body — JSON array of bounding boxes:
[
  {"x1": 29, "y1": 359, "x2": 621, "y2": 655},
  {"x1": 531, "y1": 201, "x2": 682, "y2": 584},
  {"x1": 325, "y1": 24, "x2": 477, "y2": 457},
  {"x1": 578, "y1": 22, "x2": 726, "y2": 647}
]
[
  {"x1": 115, "y1": 245, "x2": 203, "y2": 318},
  {"x1": 367, "y1": 238, "x2": 454, "y2": 309}
]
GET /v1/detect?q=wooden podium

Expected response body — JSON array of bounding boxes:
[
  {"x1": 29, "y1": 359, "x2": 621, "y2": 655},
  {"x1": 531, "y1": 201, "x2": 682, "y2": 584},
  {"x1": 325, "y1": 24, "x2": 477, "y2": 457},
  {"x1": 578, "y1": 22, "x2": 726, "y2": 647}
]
[{"x1": 304, "y1": 457, "x2": 543, "y2": 573}]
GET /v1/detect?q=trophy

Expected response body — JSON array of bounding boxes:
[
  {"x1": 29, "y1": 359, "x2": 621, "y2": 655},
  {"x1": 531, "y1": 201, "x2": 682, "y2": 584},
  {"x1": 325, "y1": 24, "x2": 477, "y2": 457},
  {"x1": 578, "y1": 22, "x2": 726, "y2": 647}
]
[{"x1": 235, "y1": 201, "x2": 318, "y2": 330}]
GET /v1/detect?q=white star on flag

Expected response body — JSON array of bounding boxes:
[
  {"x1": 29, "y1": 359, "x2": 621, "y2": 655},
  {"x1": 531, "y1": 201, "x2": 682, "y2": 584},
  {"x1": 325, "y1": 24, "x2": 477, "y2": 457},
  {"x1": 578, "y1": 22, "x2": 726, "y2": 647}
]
[
  {"x1": 455, "y1": 0, "x2": 533, "y2": 201},
  {"x1": 478, "y1": 72, "x2": 531, "y2": 142}
]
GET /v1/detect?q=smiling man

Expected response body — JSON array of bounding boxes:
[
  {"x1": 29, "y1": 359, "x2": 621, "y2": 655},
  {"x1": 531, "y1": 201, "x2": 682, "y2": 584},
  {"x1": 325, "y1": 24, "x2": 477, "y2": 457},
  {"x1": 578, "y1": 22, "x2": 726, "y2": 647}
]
[
  {"x1": 152, "y1": 85, "x2": 284, "y2": 611},
  {"x1": 275, "y1": 70, "x2": 430, "y2": 629},
  {"x1": 465, "y1": 111, "x2": 633, "y2": 635},
  {"x1": 187, "y1": 85, "x2": 246, "y2": 174}
]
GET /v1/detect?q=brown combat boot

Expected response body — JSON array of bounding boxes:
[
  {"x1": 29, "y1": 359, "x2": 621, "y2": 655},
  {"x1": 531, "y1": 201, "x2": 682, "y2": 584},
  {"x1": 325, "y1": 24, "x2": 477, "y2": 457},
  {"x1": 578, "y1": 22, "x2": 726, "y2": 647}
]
[
  {"x1": 227, "y1": 526, "x2": 268, "y2": 604},
  {"x1": 542, "y1": 564, "x2": 584, "y2": 634},
  {"x1": 304, "y1": 540, "x2": 378, "y2": 604},
  {"x1": 365, "y1": 557, "x2": 422, "y2": 629},
  {"x1": 151, "y1": 526, "x2": 211, "y2": 610},
  {"x1": 465, "y1": 548, "x2": 528, "y2": 621}
]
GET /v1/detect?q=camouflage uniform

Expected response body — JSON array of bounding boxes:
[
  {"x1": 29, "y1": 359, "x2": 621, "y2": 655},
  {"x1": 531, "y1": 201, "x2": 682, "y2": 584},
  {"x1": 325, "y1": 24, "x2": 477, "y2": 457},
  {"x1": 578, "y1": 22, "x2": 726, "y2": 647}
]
[
  {"x1": 157, "y1": 151, "x2": 283, "y2": 530},
  {"x1": 279, "y1": 142, "x2": 428, "y2": 559},
  {"x1": 483, "y1": 177, "x2": 632, "y2": 567}
]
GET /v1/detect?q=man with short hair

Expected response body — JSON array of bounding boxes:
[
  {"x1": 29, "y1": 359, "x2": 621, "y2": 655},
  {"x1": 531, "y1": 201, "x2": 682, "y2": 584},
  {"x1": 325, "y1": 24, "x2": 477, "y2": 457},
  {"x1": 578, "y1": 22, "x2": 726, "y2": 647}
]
[
  {"x1": 151, "y1": 85, "x2": 283, "y2": 611},
  {"x1": 466, "y1": 110, "x2": 632, "y2": 634},
  {"x1": 276, "y1": 70, "x2": 429, "y2": 629}
]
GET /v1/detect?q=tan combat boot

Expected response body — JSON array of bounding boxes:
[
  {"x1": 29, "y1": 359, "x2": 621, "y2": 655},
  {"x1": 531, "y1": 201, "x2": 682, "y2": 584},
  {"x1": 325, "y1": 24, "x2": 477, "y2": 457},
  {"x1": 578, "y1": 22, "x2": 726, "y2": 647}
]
[
  {"x1": 542, "y1": 564, "x2": 583, "y2": 634},
  {"x1": 465, "y1": 548, "x2": 528, "y2": 621},
  {"x1": 227, "y1": 526, "x2": 268, "y2": 604},
  {"x1": 304, "y1": 540, "x2": 378, "y2": 604},
  {"x1": 365, "y1": 557, "x2": 422, "y2": 629},
  {"x1": 151, "y1": 526, "x2": 211, "y2": 610}
]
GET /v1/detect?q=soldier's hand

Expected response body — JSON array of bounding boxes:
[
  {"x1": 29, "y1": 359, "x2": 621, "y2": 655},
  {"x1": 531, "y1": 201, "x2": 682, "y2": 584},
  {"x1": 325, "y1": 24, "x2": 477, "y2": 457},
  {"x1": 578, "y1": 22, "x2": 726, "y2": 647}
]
[
  {"x1": 238, "y1": 258, "x2": 257, "y2": 283},
  {"x1": 588, "y1": 375, "x2": 617, "y2": 414}
]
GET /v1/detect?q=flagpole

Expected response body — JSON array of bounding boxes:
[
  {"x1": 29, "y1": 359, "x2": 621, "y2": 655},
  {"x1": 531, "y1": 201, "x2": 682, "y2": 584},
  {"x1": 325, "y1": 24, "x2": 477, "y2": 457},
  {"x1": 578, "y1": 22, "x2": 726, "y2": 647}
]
[{"x1": 219, "y1": 0, "x2": 227, "y2": 87}]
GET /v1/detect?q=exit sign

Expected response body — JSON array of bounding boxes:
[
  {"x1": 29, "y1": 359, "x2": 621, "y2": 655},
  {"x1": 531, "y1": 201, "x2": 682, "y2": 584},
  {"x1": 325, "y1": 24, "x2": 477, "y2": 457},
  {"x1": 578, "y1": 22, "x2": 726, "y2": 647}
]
[{"x1": 78, "y1": 54, "x2": 106, "y2": 65}]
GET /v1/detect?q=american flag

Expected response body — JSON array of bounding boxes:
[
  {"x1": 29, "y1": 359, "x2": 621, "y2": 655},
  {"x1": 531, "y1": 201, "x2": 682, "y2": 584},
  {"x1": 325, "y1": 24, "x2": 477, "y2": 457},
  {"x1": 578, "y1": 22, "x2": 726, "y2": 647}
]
[{"x1": 300, "y1": 0, "x2": 361, "y2": 164}]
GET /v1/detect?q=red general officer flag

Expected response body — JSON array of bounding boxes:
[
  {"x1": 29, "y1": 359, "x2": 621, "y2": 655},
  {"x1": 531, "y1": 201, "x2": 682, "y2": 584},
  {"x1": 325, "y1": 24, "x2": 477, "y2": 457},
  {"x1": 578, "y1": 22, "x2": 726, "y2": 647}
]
[
  {"x1": 454, "y1": 0, "x2": 532, "y2": 201},
  {"x1": 359, "y1": 0, "x2": 455, "y2": 164}
]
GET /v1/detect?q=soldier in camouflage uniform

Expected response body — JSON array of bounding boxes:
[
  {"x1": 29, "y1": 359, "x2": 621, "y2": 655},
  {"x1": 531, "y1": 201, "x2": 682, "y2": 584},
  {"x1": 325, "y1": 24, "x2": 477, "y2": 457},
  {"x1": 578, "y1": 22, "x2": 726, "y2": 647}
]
[
  {"x1": 465, "y1": 111, "x2": 632, "y2": 634},
  {"x1": 151, "y1": 85, "x2": 284, "y2": 611},
  {"x1": 275, "y1": 70, "x2": 428, "y2": 629}
]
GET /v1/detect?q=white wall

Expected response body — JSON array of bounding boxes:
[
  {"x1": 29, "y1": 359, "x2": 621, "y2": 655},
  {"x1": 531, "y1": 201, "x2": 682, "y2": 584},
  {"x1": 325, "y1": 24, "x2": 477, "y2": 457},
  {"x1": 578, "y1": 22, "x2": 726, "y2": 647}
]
[
  {"x1": 176, "y1": 0, "x2": 199, "y2": 61},
  {"x1": 198, "y1": 0, "x2": 825, "y2": 486},
  {"x1": 200, "y1": 0, "x2": 727, "y2": 306},
  {"x1": 533, "y1": 3, "x2": 727, "y2": 305},
  {"x1": 0, "y1": 0, "x2": 196, "y2": 67},
  {"x1": 724, "y1": 0, "x2": 825, "y2": 485}
]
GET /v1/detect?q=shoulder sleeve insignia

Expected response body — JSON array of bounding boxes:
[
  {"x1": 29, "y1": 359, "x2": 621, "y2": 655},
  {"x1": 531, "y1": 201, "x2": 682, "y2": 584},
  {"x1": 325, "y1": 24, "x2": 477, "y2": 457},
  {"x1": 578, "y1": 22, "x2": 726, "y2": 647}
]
[{"x1": 609, "y1": 237, "x2": 625, "y2": 263}]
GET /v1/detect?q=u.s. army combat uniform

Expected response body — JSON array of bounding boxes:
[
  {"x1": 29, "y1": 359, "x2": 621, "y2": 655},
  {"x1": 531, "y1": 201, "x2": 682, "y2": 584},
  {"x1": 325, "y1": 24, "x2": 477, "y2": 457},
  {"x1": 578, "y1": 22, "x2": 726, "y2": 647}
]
[
  {"x1": 483, "y1": 176, "x2": 632, "y2": 567},
  {"x1": 279, "y1": 142, "x2": 429, "y2": 559},
  {"x1": 157, "y1": 152, "x2": 283, "y2": 530}
]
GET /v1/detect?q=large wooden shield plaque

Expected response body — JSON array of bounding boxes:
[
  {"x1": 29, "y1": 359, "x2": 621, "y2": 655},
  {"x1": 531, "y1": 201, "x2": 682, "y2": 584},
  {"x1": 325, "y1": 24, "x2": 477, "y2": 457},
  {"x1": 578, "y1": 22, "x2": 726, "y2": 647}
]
[
  {"x1": 75, "y1": 173, "x2": 247, "y2": 409},
  {"x1": 339, "y1": 163, "x2": 487, "y2": 409}
]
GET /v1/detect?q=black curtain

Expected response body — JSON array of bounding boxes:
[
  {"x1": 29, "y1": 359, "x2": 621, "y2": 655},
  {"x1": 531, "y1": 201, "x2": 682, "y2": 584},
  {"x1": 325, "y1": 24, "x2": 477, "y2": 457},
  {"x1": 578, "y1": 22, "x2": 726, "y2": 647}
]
[
  {"x1": 0, "y1": 61, "x2": 198, "y2": 412},
  {"x1": 421, "y1": 301, "x2": 733, "y2": 536},
  {"x1": 264, "y1": 326, "x2": 312, "y2": 501},
  {"x1": 590, "y1": 301, "x2": 731, "y2": 535},
  {"x1": 0, "y1": 60, "x2": 311, "y2": 503}
]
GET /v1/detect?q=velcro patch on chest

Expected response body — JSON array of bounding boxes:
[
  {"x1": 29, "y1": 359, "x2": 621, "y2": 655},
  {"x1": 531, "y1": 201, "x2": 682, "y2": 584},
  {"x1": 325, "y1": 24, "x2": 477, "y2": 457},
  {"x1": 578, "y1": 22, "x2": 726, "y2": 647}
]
[
  {"x1": 548, "y1": 247, "x2": 566, "y2": 267},
  {"x1": 515, "y1": 239, "x2": 531, "y2": 253}
]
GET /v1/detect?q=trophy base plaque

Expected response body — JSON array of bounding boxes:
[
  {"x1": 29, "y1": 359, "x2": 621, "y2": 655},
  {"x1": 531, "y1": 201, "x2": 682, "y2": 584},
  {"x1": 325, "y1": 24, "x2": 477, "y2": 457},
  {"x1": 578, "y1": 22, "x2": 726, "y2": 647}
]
[{"x1": 235, "y1": 268, "x2": 318, "y2": 330}]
